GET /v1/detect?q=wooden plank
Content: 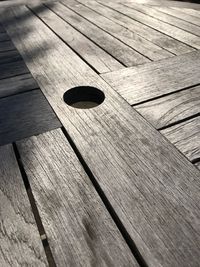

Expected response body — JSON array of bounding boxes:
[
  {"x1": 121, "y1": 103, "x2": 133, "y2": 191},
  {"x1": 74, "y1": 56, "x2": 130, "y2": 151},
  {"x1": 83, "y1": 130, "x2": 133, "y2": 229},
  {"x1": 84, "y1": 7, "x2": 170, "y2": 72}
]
[
  {"x1": 176, "y1": 7, "x2": 200, "y2": 18},
  {"x1": 195, "y1": 161, "x2": 200, "y2": 171},
  {"x1": 0, "y1": 41, "x2": 15, "y2": 52},
  {"x1": 97, "y1": 0, "x2": 193, "y2": 55},
  {"x1": 101, "y1": 50, "x2": 200, "y2": 105},
  {"x1": 4, "y1": 6, "x2": 200, "y2": 267},
  {"x1": 139, "y1": 4, "x2": 200, "y2": 37},
  {"x1": 0, "y1": 32, "x2": 10, "y2": 42},
  {"x1": 0, "y1": 49, "x2": 22, "y2": 65},
  {"x1": 17, "y1": 129, "x2": 139, "y2": 267},
  {"x1": 160, "y1": 6, "x2": 200, "y2": 27},
  {"x1": 0, "y1": 73, "x2": 38, "y2": 98},
  {"x1": 0, "y1": 90, "x2": 61, "y2": 146},
  {"x1": 135, "y1": 85, "x2": 200, "y2": 129},
  {"x1": 110, "y1": 2, "x2": 200, "y2": 49},
  {"x1": 0, "y1": 144, "x2": 47, "y2": 267},
  {"x1": 161, "y1": 116, "x2": 200, "y2": 162},
  {"x1": 46, "y1": 2, "x2": 149, "y2": 67},
  {"x1": 69, "y1": 0, "x2": 174, "y2": 61},
  {"x1": 30, "y1": 3, "x2": 123, "y2": 73},
  {"x1": 0, "y1": 60, "x2": 29, "y2": 79}
]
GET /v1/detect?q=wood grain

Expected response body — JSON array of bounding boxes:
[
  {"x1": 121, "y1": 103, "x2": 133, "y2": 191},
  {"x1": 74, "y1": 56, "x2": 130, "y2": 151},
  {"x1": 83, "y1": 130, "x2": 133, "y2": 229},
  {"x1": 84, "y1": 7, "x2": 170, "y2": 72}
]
[
  {"x1": 0, "y1": 41, "x2": 15, "y2": 52},
  {"x1": 69, "y1": 0, "x2": 173, "y2": 61},
  {"x1": 4, "y1": 6, "x2": 200, "y2": 267},
  {"x1": 96, "y1": 0, "x2": 193, "y2": 55},
  {"x1": 0, "y1": 32, "x2": 10, "y2": 42},
  {"x1": 135, "y1": 85, "x2": 200, "y2": 129},
  {"x1": 101, "y1": 50, "x2": 200, "y2": 105},
  {"x1": 30, "y1": 3, "x2": 124, "y2": 73},
  {"x1": 140, "y1": 4, "x2": 200, "y2": 37},
  {"x1": 159, "y1": 6, "x2": 200, "y2": 27},
  {"x1": 161, "y1": 116, "x2": 200, "y2": 162},
  {"x1": 46, "y1": 2, "x2": 149, "y2": 67},
  {"x1": 111, "y1": 2, "x2": 200, "y2": 49},
  {"x1": 0, "y1": 73, "x2": 38, "y2": 98},
  {"x1": 0, "y1": 144, "x2": 47, "y2": 267},
  {"x1": 195, "y1": 161, "x2": 200, "y2": 171},
  {"x1": 0, "y1": 49, "x2": 22, "y2": 65},
  {"x1": 0, "y1": 90, "x2": 61, "y2": 146},
  {"x1": 0, "y1": 60, "x2": 29, "y2": 79},
  {"x1": 176, "y1": 7, "x2": 200, "y2": 18},
  {"x1": 17, "y1": 129, "x2": 139, "y2": 267}
]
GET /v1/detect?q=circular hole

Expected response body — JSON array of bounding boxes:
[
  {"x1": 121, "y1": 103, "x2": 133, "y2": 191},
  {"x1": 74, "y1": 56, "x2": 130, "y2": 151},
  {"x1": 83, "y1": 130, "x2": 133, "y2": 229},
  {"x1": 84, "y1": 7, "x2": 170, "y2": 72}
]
[{"x1": 63, "y1": 86, "x2": 105, "y2": 109}]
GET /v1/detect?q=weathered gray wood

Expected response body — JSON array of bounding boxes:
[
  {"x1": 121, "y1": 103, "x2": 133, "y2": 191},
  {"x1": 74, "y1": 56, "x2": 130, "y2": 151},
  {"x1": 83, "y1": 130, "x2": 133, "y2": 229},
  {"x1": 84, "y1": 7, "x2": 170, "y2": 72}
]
[
  {"x1": 0, "y1": 90, "x2": 61, "y2": 146},
  {"x1": 161, "y1": 117, "x2": 200, "y2": 162},
  {"x1": 63, "y1": 0, "x2": 173, "y2": 61},
  {"x1": 135, "y1": 85, "x2": 200, "y2": 129},
  {"x1": 0, "y1": 144, "x2": 47, "y2": 267},
  {"x1": 0, "y1": 49, "x2": 22, "y2": 65},
  {"x1": 0, "y1": 32, "x2": 10, "y2": 42},
  {"x1": 0, "y1": 41, "x2": 15, "y2": 52},
  {"x1": 69, "y1": 0, "x2": 175, "y2": 60},
  {"x1": 17, "y1": 129, "x2": 139, "y2": 267},
  {"x1": 4, "y1": 6, "x2": 200, "y2": 267},
  {"x1": 97, "y1": 0, "x2": 193, "y2": 55},
  {"x1": 0, "y1": 73, "x2": 38, "y2": 98},
  {"x1": 140, "y1": 4, "x2": 200, "y2": 37},
  {"x1": 176, "y1": 7, "x2": 200, "y2": 18},
  {"x1": 101, "y1": 50, "x2": 200, "y2": 105},
  {"x1": 46, "y1": 2, "x2": 149, "y2": 67},
  {"x1": 30, "y1": 3, "x2": 124, "y2": 73},
  {"x1": 0, "y1": 60, "x2": 29, "y2": 79},
  {"x1": 195, "y1": 161, "x2": 200, "y2": 171},
  {"x1": 159, "y1": 6, "x2": 200, "y2": 27},
  {"x1": 111, "y1": 2, "x2": 200, "y2": 49}
]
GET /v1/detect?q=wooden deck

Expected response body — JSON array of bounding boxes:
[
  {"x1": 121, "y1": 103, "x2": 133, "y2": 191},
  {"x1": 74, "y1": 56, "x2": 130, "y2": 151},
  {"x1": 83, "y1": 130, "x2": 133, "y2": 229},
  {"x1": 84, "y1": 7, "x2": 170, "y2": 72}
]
[{"x1": 0, "y1": 0, "x2": 200, "y2": 266}]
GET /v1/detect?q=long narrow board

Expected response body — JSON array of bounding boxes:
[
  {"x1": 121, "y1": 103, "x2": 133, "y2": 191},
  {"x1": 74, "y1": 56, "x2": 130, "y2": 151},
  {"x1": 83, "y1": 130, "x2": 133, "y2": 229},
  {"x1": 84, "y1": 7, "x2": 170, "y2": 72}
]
[
  {"x1": 3, "y1": 6, "x2": 200, "y2": 267},
  {"x1": 17, "y1": 129, "x2": 139, "y2": 267},
  {"x1": 0, "y1": 90, "x2": 61, "y2": 146},
  {"x1": 101, "y1": 50, "x2": 200, "y2": 105},
  {"x1": 45, "y1": 2, "x2": 148, "y2": 67},
  {"x1": 137, "y1": 4, "x2": 200, "y2": 37},
  {"x1": 134, "y1": 85, "x2": 200, "y2": 129},
  {"x1": 30, "y1": 3, "x2": 123, "y2": 73},
  {"x1": 95, "y1": 0, "x2": 193, "y2": 55},
  {"x1": 62, "y1": 0, "x2": 173, "y2": 61},
  {"x1": 0, "y1": 32, "x2": 10, "y2": 42},
  {"x1": 107, "y1": 2, "x2": 200, "y2": 49},
  {"x1": 159, "y1": 6, "x2": 200, "y2": 27},
  {"x1": 0, "y1": 144, "x2": 47, "y2": 267},
  {"x1": 176, "y1": 7, "x2": 200, "y2": 18},
  {"x1": 0, "y1": 73, "x2": 38, "y2": 98},
  {"x1": 0, "y1": 60, "x2": 29, "y2": 79},
  {"x1": 161, "y1": 116, "x2": 200, "y2": 162},
  {"x1": 0, "y1": 41, "x2": 15, "y2": 52},
  {"x1": 0, "y1": 50, "x2": 22, "y2": 65}
]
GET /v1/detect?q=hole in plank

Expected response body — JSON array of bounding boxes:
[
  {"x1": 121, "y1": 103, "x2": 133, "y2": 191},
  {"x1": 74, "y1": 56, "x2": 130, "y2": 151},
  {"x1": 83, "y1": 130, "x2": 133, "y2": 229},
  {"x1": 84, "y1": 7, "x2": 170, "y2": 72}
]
[{"x1": 63, "y1": 86, "x2": 105, "y2": 109}]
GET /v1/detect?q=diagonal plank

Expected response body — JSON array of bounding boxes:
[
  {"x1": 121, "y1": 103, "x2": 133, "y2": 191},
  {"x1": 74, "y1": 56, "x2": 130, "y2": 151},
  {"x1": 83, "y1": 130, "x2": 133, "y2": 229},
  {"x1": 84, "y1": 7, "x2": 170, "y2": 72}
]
[
  {"x1": 161, "y1": 116, "x2": 200, "y2": 163},
  {"x1": 63, "y1": 0, "x2": 173, "y2": 61},
  {"x1": 17, "y1": 129, "x2": 139, "y2": 267},
  {"x1": 134, "y1": 85, "x2": 200, "y2": 129},
  {"x1": 101, "y1": 50, "x2": 200, "y2": 105},
  {"x1": 3, "y1": 5, "x2": 200, "y2": 267},
  {"x1": 0, "y1": 73, "x2": 38, "y2": 98},
  {"x1": 45, "y1": 2, "x2": 149, "y2": 67},
  {"x1": 0, "y1": 40, "x2": 15, "y2": 52},
  {"x1": 108, "y1": 1, "x2": 200, "y2": 49},
  {"x1": 30, "y1": 3, "x2": 124, "y2": 73},
  {"x1": 0, "y1": 90, "x2": 61, "y2": 146},
  {"x1": 140, "y1": 4, "x2": 200, "y2": 37},
  {"x1": 0, "y1": 144, "x2": 47, "y2": 267},
  {"x1": 176, "y1": 7, "x2": 200, "y2": 18},
  {"x1": 96, "y1": 0, "x2": 193, "y2": 55}
]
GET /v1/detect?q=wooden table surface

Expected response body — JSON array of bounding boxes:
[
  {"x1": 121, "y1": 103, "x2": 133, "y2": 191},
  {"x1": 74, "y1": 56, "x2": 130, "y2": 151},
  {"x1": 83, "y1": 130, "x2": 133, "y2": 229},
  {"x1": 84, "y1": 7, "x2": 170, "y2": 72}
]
[{"x1": 0, "y1": 0, "x2": 200, "y2": 266}]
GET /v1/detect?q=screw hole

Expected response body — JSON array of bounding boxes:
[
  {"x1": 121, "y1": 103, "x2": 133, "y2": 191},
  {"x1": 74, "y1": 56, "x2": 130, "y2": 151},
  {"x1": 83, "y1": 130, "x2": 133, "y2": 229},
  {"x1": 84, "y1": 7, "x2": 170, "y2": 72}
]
[{"x1": 63, "y1": 86, "x2": 105, "y2": 109}]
